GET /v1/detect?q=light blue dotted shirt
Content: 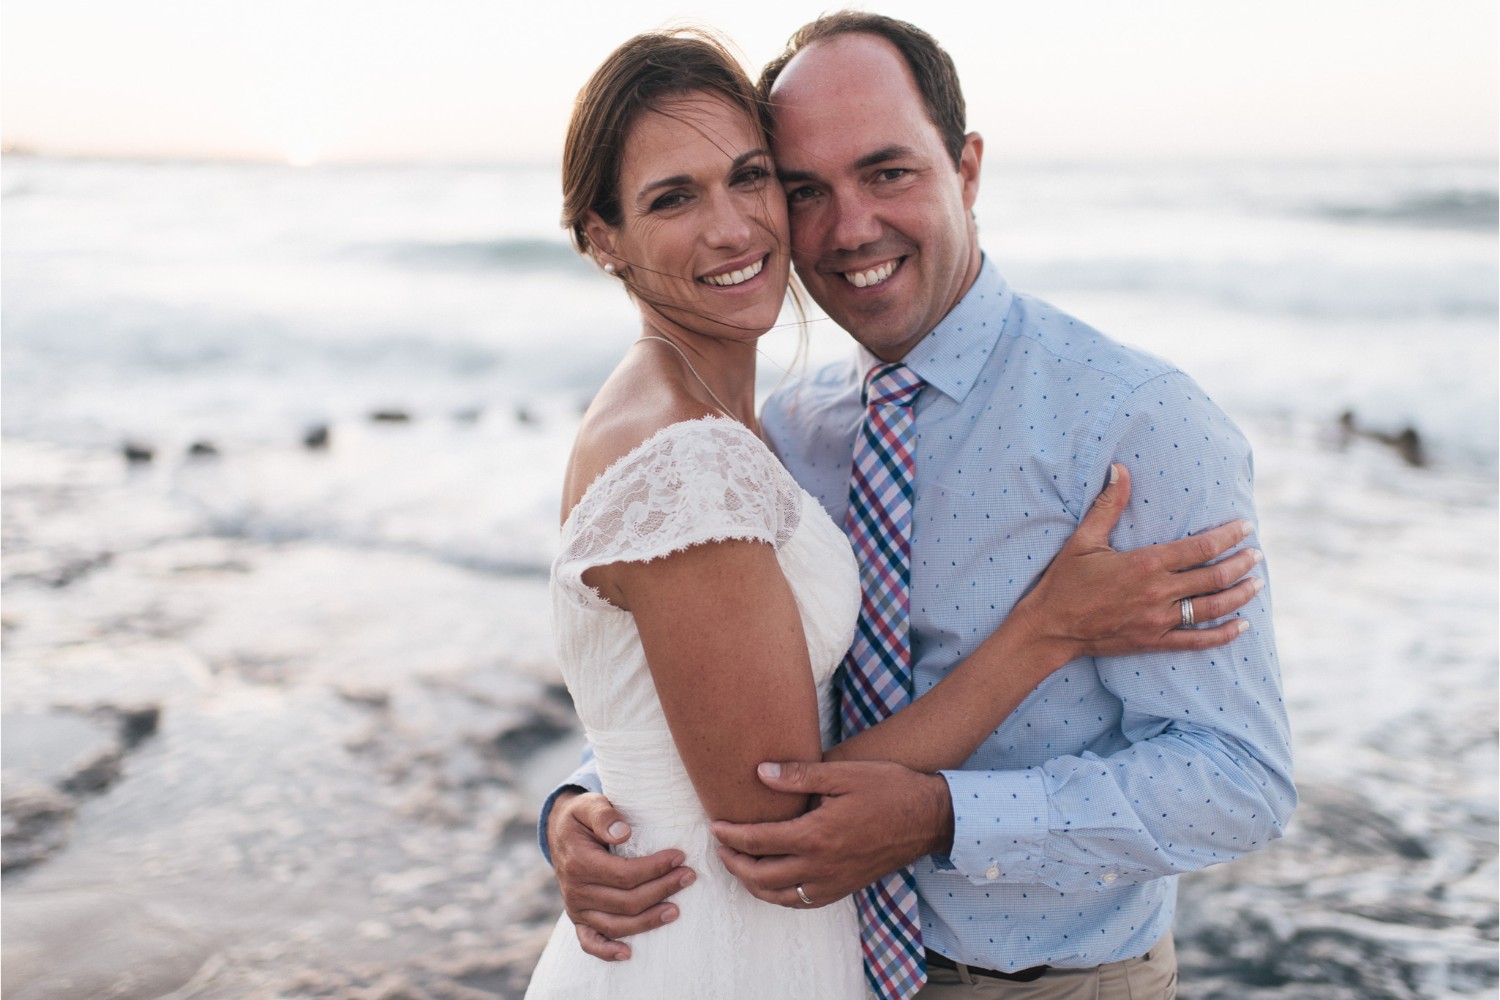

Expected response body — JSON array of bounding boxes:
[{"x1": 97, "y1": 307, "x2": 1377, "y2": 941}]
[{"x1": 759, "y1": 257, "x2": 1295, "y2": 972}]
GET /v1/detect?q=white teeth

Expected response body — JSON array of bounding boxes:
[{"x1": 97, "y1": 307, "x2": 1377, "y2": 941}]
[
  {"x1": 844, "y1": 260, "x2": 898, "y2": 288},
  {"x1": 702, "y1": 257, "x2": 764, "y2": 287}
]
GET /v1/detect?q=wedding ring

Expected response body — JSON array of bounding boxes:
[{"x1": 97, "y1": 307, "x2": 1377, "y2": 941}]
[
  {"x1": 795, "y1": 884, "x2": 814, "y2": 907},
  {"x1": 1179, "y1": 597, "x2": 1195, "y2": 628}
]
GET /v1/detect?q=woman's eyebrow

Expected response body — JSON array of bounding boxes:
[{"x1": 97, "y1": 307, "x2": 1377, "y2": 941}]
[{"x1": 638, "y1": 148, "x2": 769, "y2": 198}]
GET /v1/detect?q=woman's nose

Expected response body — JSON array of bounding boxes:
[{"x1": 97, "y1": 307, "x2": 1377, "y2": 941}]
[{"x1": 703, "y1": 190, "x2": 755, "y2": 249}]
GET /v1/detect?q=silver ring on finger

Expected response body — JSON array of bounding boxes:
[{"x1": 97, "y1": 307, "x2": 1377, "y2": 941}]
[
  {"x1": 795, "y1": 883, "x2": 814, "y2": 907},
  {"x1": 1179, "y1": 597, "x2": 1195, "y2": 628}
]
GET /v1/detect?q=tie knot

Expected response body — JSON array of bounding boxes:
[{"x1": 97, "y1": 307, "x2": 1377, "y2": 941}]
[{"x1": 863, "y1": 363, "x2": 925, "y2": 408}]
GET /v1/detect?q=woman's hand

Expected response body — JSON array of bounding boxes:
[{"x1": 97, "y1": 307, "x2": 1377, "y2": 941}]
[{"x1": 1010, "y1": 464, "x2": 1264, "y2": 662}]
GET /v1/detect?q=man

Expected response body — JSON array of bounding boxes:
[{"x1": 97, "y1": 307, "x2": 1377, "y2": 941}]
[{"x1": 541, "y1": 12, "x2": 1294, "y2": 998}]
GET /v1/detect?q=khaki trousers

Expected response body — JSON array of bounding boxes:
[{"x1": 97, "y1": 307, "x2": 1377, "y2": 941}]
[{"x1": 915, "y1": 933, "x2": 1177, "y2": 1000}]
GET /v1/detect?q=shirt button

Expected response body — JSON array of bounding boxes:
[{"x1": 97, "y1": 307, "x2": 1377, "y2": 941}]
[
  {"x1": 1102, "y1": 873, "x2": 1118, "y2": 883},
  {"x1": 985, "y1": 864, "x2": 1000, "y2": 879}
]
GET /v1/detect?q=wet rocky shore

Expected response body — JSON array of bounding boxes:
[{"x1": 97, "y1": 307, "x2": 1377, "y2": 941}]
[{"x1": 3, "y1": 418, "x2": 1496, "y2": 1000}]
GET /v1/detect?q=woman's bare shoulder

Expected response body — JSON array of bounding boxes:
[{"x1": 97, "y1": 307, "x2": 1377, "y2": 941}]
[{"x1": 560, "y1": 362, "x2": 720, "y2": 519}]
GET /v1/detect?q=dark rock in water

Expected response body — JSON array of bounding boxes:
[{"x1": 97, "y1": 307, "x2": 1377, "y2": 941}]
[
  {"x1": 493, "y1": 713, "x2": 573, "y2": 760},
  {"x1": 1335, "y1": 410, "x2": 1427, "y2": 468},
  {"x1": 453, "y1": 407, "x2": 483, "y2": 423},
  {"x1": 1295, "y1": 783, "x2": 1431, "y2": 861},
  {"x1": 59, "y1": 749, "x2": 123, "y2": 794},
  {"x1": 369, "y1": 409, "x2": 412, "y2": 423},
  {"x1": 0, "y1": 706, "x2": 161, "y2": 870},
  {"x1": 1, "y1": 712, "x2": 117, "y2": 871},
  {"x1": 1391, "y1": 427, "x2": 1425, "y2": 468},
  {"x1": 113, "y1": 704, "x2": 161, "y2": 748},
  {"x1": 2, "y1": 711, "x2": 119, "y2": 790},
  {"x1": 122, "y1": 441, "x2": 154, "y2": 463},
  {"x1": 186, "y1": 440, "x2": 220, "y2": 458},
  {"x1": 542, "y1": 682, "x2": 574, "y2": 711},
  {"x1": 303, "y1": 423, "x2": 331, "y2": 449},
  {"x1": 515, "y1": 405, "x2": 536, "y2": 426},
  {"x1": 21, "y1": 552, "x2": 113, "y2": 589},
  {"x1": 1, "y1": 781, "x2": 76, "y2": 872}
]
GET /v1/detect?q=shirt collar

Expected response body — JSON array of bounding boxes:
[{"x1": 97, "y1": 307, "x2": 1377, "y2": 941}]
[{"x1": 858, "y1": 255, "x2": 1012, "y2": 404}]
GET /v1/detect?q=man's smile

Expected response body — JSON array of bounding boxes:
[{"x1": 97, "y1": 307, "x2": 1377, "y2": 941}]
[{"x1": 841, "y1": 258, "x2": 903, "y2": 288}]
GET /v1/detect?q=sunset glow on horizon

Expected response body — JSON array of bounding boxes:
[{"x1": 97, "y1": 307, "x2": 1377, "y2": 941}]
[{"x1": 3, "y1": 0, "x2": 1496, "y2": 165}]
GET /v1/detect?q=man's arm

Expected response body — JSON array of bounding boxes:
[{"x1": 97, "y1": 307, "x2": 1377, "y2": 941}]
[
  {"x1": 938, "y1": 373, "x2": 1294, "y2": 891},
  {"x1": 537, "y1": 748, "x2": 694, "y2": 960},
  {"x1": 715, "y1": 373, "x2": 1294, "y2": 904},
  {"x1": 536, "y1": 747, "x2": 602, "y2": 863}
]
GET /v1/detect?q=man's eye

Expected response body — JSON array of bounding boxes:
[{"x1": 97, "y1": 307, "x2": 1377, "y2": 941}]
[
  {"x1": 877, "y1": 168, "x2": 909, "y2": 182},
  {"x1": 786, "y1": 185, "x2": 819, "y2": 203}
]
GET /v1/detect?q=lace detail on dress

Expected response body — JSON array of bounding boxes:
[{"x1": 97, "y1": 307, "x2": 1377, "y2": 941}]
[{"x1": 556, "y1": 417, "x2": 804, "y2": 610}]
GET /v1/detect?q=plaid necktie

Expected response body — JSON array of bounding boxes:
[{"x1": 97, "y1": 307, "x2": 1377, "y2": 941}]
[{"x1": 841, "y1": 361, "x2": 927, "y2": 1000}]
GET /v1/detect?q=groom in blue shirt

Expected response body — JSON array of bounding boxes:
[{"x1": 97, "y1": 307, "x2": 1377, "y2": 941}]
[{"x1": 542, "y1": 12, "x2": 1294, "y2": 997}]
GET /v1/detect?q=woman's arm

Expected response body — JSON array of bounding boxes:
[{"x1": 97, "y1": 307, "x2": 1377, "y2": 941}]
[
  {"x1": 602, "y1": 537, "x2": 825, "y2": 825},
  {"x1": 827, "y1": 464, "x2": 1262, "y2": 772}
]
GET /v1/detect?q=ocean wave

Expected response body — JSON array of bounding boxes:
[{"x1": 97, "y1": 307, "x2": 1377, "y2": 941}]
[
  {"x1": 1310, "y1": 189, "x2": 1498, "y2": 231},
  {"x1": 1008, "y1": 257, "x2": 1497, "y2": 319},
  {"x1": 354, "y1": 238, "x2": 585, "y2": 272}
]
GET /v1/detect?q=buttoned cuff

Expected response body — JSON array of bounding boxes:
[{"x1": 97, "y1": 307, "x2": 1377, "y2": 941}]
[{"x1": 938, "y1": 767, "x2": 1050, "y2": 884}]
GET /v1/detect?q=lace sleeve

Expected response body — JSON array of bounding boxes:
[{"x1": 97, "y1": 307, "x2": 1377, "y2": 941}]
[{"x1": 556, "y1": 417, "x2": 804, "y2": 608}]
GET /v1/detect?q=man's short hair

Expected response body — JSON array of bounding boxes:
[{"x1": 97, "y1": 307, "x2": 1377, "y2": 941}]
[{"x1": 757, "y1": 11, "x2": 968, "y2": 168}]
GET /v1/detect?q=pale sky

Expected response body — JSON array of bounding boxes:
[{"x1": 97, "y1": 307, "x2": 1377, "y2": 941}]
[{"x1": 3, "y1": 0, "x2": 1496, "y2": 164}]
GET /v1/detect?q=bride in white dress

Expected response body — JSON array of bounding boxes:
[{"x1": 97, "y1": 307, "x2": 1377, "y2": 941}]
[{"x1": 525, "y1": 30, "x2": 1260, "y2": 1000}]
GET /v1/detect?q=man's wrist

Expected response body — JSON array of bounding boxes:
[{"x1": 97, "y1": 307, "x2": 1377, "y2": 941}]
[
  {"x1": 922, "y1": 772, "x2": 956, "y2": 857},
  {"x1": 545, "y1": 787, "x2": 584, "y2": 857},
  {"x1": 1009, "y1": 597, "x2": 1081, "y2": 673}
]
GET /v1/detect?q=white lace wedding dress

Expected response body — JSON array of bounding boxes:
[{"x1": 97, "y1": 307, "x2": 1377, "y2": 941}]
[{"x1": 526, "y1": 416, "x2": 867, "y2": 1000}]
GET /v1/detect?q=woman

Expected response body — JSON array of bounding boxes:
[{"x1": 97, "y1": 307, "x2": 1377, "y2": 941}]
[{"x1": 526, "y1": 30, "x2": 1260, "y2": 999}]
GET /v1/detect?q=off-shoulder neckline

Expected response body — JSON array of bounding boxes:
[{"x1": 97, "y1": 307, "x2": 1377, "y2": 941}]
[{"x1": 560, "y1": 414, "x2": 764, "y2": 536}]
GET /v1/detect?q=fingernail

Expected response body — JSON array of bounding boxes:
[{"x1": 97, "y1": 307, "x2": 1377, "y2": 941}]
[
  {"x1": 1250, "y1": 576, "x2": 1265, "y2": 593},
  {"x1": 670, "y1": 852, "x2": 686, "y2": 868},
  {"x1": 1108, "y1": 463, "x2": 1120, "y2": 484},
  {"x1": 661, "y1": 906, "x2": 679, "y2": 924},
  {"x1": 1251, "y1": 548, "x2": 1264, "y2": 564},
  {"x1": 607, "y1": 821, "x2": 630, "y2": 840},
  {"x1": 1238, "y1": 520, "x2": 1255, "y2": 538},
  {"x1": 680, "y1": 870, "x2": 696, "y2": 888},
  {"x1": 1235, "y1": 619, "x2": 1250, "y2": 633},
  {"x1": 758, "y1": 762, "x2": 781, "y2": 779}
]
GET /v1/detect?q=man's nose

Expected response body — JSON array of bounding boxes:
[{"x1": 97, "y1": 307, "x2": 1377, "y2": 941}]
[{"x1": 826, "y1": 189, "x2": 882, "y2": 253}]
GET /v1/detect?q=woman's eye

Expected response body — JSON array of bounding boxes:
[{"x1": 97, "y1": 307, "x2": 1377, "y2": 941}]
[
  {"x1": 734, "y1": 166, "x2": 769, "y2": 185},
  {"x1": 651, "y1": 192, "x2": 689, "y2": 212}
]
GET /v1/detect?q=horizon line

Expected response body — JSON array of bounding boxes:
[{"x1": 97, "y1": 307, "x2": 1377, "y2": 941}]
[{"x1": 5, "y1": 144, "x2": 1497, "y2": 172}]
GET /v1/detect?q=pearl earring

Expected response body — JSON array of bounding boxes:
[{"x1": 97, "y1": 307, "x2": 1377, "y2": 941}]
[{"x1": 603, "y1": 263, "x2": 616, "y2": 275}]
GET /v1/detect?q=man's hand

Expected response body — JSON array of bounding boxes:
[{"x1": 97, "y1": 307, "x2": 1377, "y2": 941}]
[
  {"x1": 547, "y1": 790, "x2": 696, "y2": 960},
  {"x1": 709, "y1": 760, "x2": 952, "y2": 909}
]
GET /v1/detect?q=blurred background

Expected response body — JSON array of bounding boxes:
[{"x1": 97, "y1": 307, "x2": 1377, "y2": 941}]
[{"x1": 3, "y1": 2, "x2": 1496, "y2": 998}]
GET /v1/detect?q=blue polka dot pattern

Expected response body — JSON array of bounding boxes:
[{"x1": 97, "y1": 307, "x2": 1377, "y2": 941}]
[{"x1": 762, "y1": 257, "x2": 1295, "y2": 973}]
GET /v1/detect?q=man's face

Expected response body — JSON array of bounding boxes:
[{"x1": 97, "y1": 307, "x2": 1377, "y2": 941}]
[{"x1": 768, "y1": 33, "x2": 983, "y2": 362}]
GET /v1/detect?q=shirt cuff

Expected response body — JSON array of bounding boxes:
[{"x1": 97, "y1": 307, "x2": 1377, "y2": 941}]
[
  {"x1": 536, "y1": 767, "x2": 604, "y2": 865},
  {"x1": 938, "y1": 767, "x2": 1050, "y2": 884}
]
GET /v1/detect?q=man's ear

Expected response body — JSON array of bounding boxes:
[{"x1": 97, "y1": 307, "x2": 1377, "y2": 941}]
[
  {"x1": 959, "y1": 132, "x2": 983, "y2": 212},
  {"x1": 584, "y1": 212, "x2": 625, "y2": 276}
]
